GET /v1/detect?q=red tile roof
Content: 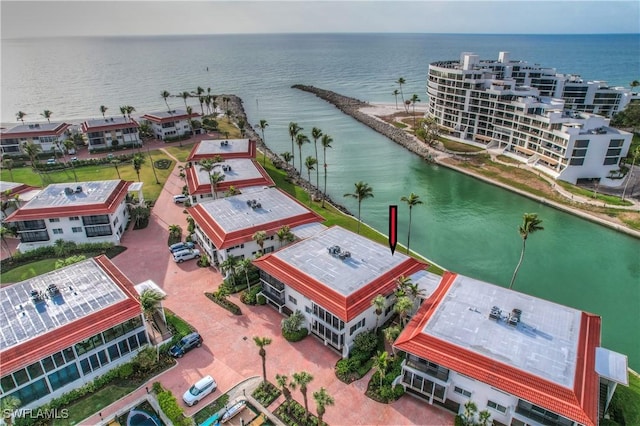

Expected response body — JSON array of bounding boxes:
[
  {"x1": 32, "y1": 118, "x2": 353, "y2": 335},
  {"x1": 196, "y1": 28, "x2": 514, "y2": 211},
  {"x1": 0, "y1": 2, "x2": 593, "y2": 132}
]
[
  {"x1": 188, "y1": 189, "x2": 324, "y2": 250},
  {"x1": 187, "y1": 139, "x2": 257, "y2": 162},
  {"x1": 3, "y1": 180, "x2": 131, "y2": 222},
  {"x1": 394, "y1": 271, "x2": 601, "y2": 426},
  {"x1": 1, "y1": 183, "x2": 40, "y2": 199},
  {"x1": 81, "y1": 118, "x2": 140, "y2": 133},
  {"x1": 140, "y1": 111, "x2": 200, "y2": 123},
  {"x1": 0, "y1": 123, "x2": 72, "y2": 139},
  {"x1": 0, "y1": 256, "x2": 142, "y2": 376},
  {"x1": 185, "y1": 160, "x2": 274, "y2": 195},
  {"x1": 253, "y1": 247, "x2": 428, "y2": 322}
]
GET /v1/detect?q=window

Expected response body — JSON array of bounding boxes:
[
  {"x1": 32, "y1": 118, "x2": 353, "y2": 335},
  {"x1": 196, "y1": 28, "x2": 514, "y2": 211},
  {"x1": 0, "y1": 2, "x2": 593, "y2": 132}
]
[
  {"x1": 574, "y1": 139, "x2": 590, "y2": 148},
  {"x1": 113, "y1": 217, "x2": 119, "y2": 226},
  {"x1": 604, "y1": 157, "x2": 618, "y2": 165},
  {"x1": 85, "y1": 224, "x2": 112, "y2": 237},
  {"x1": 9, "y1": 378, "x2": 50, "y2": 406},
  {"x1": 27, "y1": 362, "x2": 44, "y2": 380},
  {"x1": 571, "y1": 148, "x2": 587, "y2": 157},
  {"x1": 80, "y1": 359, "x2": 91, "y2": 375},
  {"x1": 72, "y1": 227, "x2": 83, "y2": 233},
  {"x1": 288, "y1": 295, "x2": 297, "y2": 305},
  {"x1": 49, "y1": 218, "x2": 60, "y2": 223},
  {"x1": 609, "y1": 139, "x2": 624, "y2": 147},
  {"x1": 13, "y1": 369, "x2": 29, "y2": 386},
  {"x1": 52, "y1": 228, "x2": 63, "y2": 235},
  {"x1": 69, "y1": 216, "x2": 80, "y2": 221},
  {"x1": 53, "y1": 351, "x2": 65, "y2": 368},
  {"x1": 63, "y1": 347, "x2": 76, "y2": 362},
  {"x1": 42, "y1": 356, "x2": 56, "y2": 372},
  {"x1": 137, "y1": 330, "x2": 148, "y2": 346},
  {"x1": 606, "y1": 148, "x2": 622, "y2": 157},
  {"x1": 487, "y1": 400, "x2": 507, "y2": 414},
  {"x1": 305, "y1": 306, "x2": 312, "y2": 314},
  {"x1": 108, "y1": 344, "x2": 120, "y2": 361},
  {"x1": 349, "y1": 318, "x2": 366, "y2": 335},
  {"x1": 1, "y1": 375, "x2": 16, "y2": 392},
  {"x1": 47, "y1": 364, "x2": 80, "y2": 391},
  {"x1": 454, "y1": 386, "x2": 472, "y2": 398},
  {"x1": 569, "y1": 158, "x2": 584, "y2": 166}
]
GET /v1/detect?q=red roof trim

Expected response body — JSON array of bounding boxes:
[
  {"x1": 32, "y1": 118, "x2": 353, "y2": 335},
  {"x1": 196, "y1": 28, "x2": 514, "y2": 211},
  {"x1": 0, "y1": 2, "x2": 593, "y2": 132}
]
[
  {"x1": 0, "y1": 256, "x2": 142, "y2": 375},
  {"x1": 140, "y1": 112, "x2": 200, "y2": 123},
  {"x1": 394, "y1": 272, "x2": 600, "y2": 426},
  {"x1": 1, "y1": 184, "x2": 40, "y2": 199},
  {"x1": 0, "y1": 123, "x2": 72, "y2": 140},
  {"x1": 187, "y1": 140, "x2": 257, "y2": 162},
  {"x1": 4, "y1": 181, "x2": 132, "y2": 222},
  {"x1": 185, "y1": 160, "x2": 274, "y2": 195},
  {"x1": 81, "y1": 119, "x2": 140, "y2": 133}
]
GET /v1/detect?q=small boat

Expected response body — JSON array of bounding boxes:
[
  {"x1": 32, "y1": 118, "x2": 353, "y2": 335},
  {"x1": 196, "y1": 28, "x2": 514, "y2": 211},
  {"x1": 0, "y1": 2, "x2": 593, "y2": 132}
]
[{"x1": 221, "y1": 398, "x2": 247, "y2": 423}]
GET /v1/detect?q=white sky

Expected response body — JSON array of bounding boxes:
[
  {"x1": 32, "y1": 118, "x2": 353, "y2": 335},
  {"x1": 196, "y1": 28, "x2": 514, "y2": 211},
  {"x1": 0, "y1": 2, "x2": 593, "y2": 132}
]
[{"x1": 1, "y1": 0, "x2": 639, "y2": 38}]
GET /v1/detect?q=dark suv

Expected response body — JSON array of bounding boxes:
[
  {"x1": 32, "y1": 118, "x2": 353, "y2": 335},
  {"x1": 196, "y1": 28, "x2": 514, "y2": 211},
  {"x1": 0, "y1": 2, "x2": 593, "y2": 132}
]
[{"x1": 168, "y1": 332, "x2": 203, "y2": 358}]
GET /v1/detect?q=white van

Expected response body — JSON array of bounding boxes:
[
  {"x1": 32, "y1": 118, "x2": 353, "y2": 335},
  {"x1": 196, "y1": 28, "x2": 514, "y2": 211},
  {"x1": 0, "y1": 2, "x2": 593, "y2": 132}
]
[{"x1": 183, "y1": 375, "x2": 217, "y2": 406}]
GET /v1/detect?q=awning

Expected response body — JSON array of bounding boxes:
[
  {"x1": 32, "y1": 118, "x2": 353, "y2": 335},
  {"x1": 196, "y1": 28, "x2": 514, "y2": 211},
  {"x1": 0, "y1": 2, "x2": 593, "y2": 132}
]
[{"x1": 595, "y1": 347, "x2": 628, "y2": 385}]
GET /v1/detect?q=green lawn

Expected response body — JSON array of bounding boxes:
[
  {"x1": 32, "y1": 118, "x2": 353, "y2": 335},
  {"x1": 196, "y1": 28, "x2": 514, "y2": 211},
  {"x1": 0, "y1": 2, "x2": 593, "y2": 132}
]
[
  {"x1": 163, "y1": 144, "x2": 196, "y2": 162},
  {"x1": 441, "y1": 138, "x2": 485, "y2": 152},
  {"x1": 0, "y1": 258, "x2": 59, "y2": 284},
  {"x1": 557, "y1": 180, "x2": 633, "y2": 206},
  {"x1": 53, "y1": 382, "x2": 137, "y2": 426},
  {"x1": 607, "y1": 372, "x2": 640, "y2": 425},
  {"x1": 0, "y1": 150, "x2": 174, "y2": 202}
]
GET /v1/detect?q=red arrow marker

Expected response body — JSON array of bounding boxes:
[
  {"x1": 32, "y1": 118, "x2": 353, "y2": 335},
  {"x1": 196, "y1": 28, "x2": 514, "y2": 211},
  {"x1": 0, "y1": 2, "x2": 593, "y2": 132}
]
[{"x1": 389, "y1": 205, "x2": 398, "y2": 255}]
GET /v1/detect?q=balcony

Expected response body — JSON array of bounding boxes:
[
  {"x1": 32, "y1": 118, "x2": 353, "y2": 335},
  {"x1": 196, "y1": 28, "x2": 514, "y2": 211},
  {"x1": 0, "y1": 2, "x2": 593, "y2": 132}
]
[{"x1": 16, "y1": 220, "x2": 46, "y2": 231}]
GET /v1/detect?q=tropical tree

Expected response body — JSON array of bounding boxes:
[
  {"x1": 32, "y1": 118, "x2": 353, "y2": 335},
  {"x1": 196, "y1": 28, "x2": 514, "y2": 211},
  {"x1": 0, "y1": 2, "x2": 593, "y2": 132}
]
[
  {"x1": 125, "y1": 105, "x2": 136, "y2": 120},
  {"x1": 119, "y1": 106, "x2": 127, "y2": 119},
  {"x1": 288, "y1": 122, "x2": 302, "y2": 168},
  {"x1": 180, "y1": 91, "x2": 191, "y2": 110},
  {"x1": 319, "y1": 134, "x2": 334, "y2": 208},
  {"x1": 132, "y1": 153, "x2": 145, "y2": 181},
  {"x1": 40, "y1": 110, "x2": 53, "y2": 123},
  {"x1": 252, "y1": 230, "x2": 267, "y2": 253},
  {"x1": 371, "y1": 294, "x2": 386, "y2": 331},
  {"x1": 257, "y1": 119, "x2": 269, "y2": 166},
  {"x1": 253, "y1": 336, "x2": 273, "y2": 382},
  {"x1": 509, "y1": 213, "x2": 544, "y2": 289},
  {"x1": 2, "y1": 157, "x2": 14, "y2": 181},
  {"x1": 400, "y1": 192, "x2": 423, "y2": 254},
  {"x1": 1, "y1": 395, "x2": 21, "y2": 426},
  {"x1": 312, "y1": 387, "x2": 335, "y2": 426},
  {"x1": 343, "y1": 181, "x2": 374, "y2": 234},
  {"x1": 112, "y1": 159, "x2": 122, "y2": 179},
  {"x1": 311, "y1": 127, "x2": 322, "y2": 189},
  {"x1": 392, "y1": 89, "x2": 400, "y2": 110},
  {"x1": 168, "y1": 224, "x2": 182, "y2": 238},
  {"x1": 23, "y1": 141, "x2": 42, "y2": 170},
  {"x1": 372, "y1": 350, "x2": 389, "y2": 388},
  {"x1": 220, "y1": 254, "x2": 239, "y2": 282},
  {"x1": 235, "y1": 258, "x2": 253, "y2": 291},
  {"x1": 416, "y1": 117, "x2": 441, "y2": 147},
  {"x1": 276, "y1": 374, "x2": 292, "y2": 403},
  {"x1": 276, "y1": 225, "x2": 294, "y2": 248},
  {"x1": 295, "y1": 133, "x2": 310, "y2": 174},
  {"x1": 161, "y1": 90, "x2": 171, "y2": 111},
  {"x1": 139, "y1": 288, "x2": 166, "y2": 350},
  {"x1": 194, "y1": 86, "x2": 205, "y2": 114},
  {"x1": 16, "y1": 111, "x2": 26, "y2": 124},
  {"x1": 630, "y1": 80, "x2": 640, "y2": 92},
  {"x1": 225, "y1": 109, "x2": 233, "y2": 123},
  {"x1": 100, "y1": 105, "x2": 108, "y2": 119},
  {"x1": 281, "y1": 151, "x2": 293, "y2": 166},
  {"x1": 395, "y1": 274, "x2": 412, "y2": 297},
  {"x1": 199, "y1": 159, "x2": 220, "y2": 198},
  {"x1": 291, "y1": 371, "x2": 314, "y2": 419},
  {"x1": 304, "y1": 156, "x2": 317, "y2": 205},
  {"x1": 396, "y1": 77, "x2": 406, "y2": 112},
  {"x1": 410, "y1": 94, "x2": 421, "y2": 127},
  {"x1": 207, "y1": 171, "x2": 225, "y2": 200},
  {"x1": 394, "y1": 295, "x2": 414, "y2": 327},
  {"x1": 383, "y1": 325, "x2": 401, "y2": 356},
  {"x1": 478, "y1": 410, "x2": 492, "y2": 426},
  {"x1": 61, "y1": 138, "x2": 79, "y2": 182}
]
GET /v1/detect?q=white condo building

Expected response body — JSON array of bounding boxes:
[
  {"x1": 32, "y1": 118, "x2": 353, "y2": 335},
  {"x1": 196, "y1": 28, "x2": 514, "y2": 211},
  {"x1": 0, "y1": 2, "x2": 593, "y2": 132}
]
[
  {"x1": 140, "y1": 109, "x2": 200, "y2": 141},
  {"x1": 0, "y1": 122, "x2": 72, "y2": 157},
  {"x1": 427, "y1": 52, "x2": 633, "y2": 185}
]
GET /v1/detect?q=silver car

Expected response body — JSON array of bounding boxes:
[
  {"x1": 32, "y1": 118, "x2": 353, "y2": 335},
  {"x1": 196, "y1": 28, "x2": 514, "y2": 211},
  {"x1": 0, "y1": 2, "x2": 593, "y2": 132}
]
[{"x1": 173, "y1": 248, "x2": 201, "y2": 263}]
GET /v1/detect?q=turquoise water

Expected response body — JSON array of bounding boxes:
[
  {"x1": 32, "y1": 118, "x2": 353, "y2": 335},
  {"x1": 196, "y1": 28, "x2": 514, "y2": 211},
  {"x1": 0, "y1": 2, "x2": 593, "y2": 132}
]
[{"x1": 2, "y1": 33, "x2": 639, "y2": 369}]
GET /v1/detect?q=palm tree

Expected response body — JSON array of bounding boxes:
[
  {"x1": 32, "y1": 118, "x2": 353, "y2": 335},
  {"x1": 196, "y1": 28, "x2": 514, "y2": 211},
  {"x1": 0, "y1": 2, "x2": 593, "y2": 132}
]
[
  {"x1": 220, "y1": 254, "x2": 239, "y2": 282},
  {"x1": 304, "y1": 156, "x2": 317, "y2": 205},
  {"x1": 383, "y1": 325, "x2": 401, "y2": 356},
  {"x1": 371, "y1": 294, "x2": 386, "y2": 331},
  {"x1": 194, "y1": 86, "x2": 205, "y2": 114},
  {"x1": 225, "y1": 109, "x2": 233, "y2": 123},
  {"x1": 139, "y1": 288, "x2": 166, "y2": 351},
  {"x1": 281, "y1": 151, "x2": 293, "y2": 166},
  {"x1": 372, "y1": 350, "x2": 389, "y2": 388},
  {"x1": 100, "y1": 105, "x2": 108, "y2": 119},
  {"x1": 252, "y1": 230, "x2": 267, "y2": 254},
  {"x1": 288, "y1": 122, "x2": 302, "y2": 168},
  {"x1": 320, "y1": 134, "x2": 334, "y2": 208},
  {"x1": 161, "y1": 90, "x2": 171, "y2": 111},
  {"x1": 630, "y1": 80, "x2": 640, "y2": 92},
  {"x1": 295, "y1": 133, "x2": 309, "y2": 173},
  {"x1": 168, "y1": 224, "x2": 182, "y2": 238},
  {"x1": 199, "y1": 159, "x2": 220, "y2": 198},
  {"x1": 392, "y1": 89, "x2": 400, "y2": 110},
  {"x1": 253, "y1": 336, "x2": 273, "y2": 382},
  {"x1": 312, "y1": 387, "x2": 335, "y2": 426},
  {"x1": 395, "y1": 274, "x2": 412, "y2": 297},
  {"x1": 16, "y1": 111, "x2": 26, "y2": 124},
  {"x1": 119, "y1": 106, "x2": 127, "y2": 119},
  {"x1": 209, "y1": 171, "x2": 225, "y2": 200},
  {"x1": 111, "y1": 159, "x2": 122, "y2": 179},
  {"x1": 291, "y1": 371, "x2": 314, "y2": 419},
  {"x1": 343, "y1": 181, "x2": 374, "y2": 234},
  {"x1": 2, "y1": 157, "x2": 15, "y2": 181},
  {"x1": 395, "y1": 295, "x2": 413, "y2": 327},
  {"x1": 257, "y1": 119, "x2": 269, "y2": 166},
  {"x1": 410, "y1": 94, "x2": 421, "y2": 127},
  {"x1": 40, "y1": 110, "x2": 53, "y2": 123},
  {"x1": 400, "y1": 192, "x2": 423, "y2": 255},
  {"x1": 235, "y1": 258, "x2": 253, "y2": 291},
  {"x1": 276, "y1": 225, "x2": 294, "y2": 248},
  {"x1": 180, "y1": 91, "x2": 191, "y2": 110},
  {"x1": 311, "y1": 127, "x2": 322, "y2": 189},
  {"x1": 132, "y1": 153, "x2": 146, "y2": 182},
  {"x1": 509, "y1": 213, "x2": 544, "y2": 289},
  {"x1": 396, "y1": 77, "x2": 406, "y2": 112},
  {"x1": 63, "y1": 138, "x2": 78, "y2": 182},
  {"x1": 1, "y1": 395, "x2": 21, "y2": 426},
  {"x1": 125, "y1": 105, "x2": 136, "y2": 120},
  {"x1": 23, "y1": 141, "x2": 41, "y2": 170},
  {"x1": 276, "y1": 374, "x2": 292, "y2": 403}
]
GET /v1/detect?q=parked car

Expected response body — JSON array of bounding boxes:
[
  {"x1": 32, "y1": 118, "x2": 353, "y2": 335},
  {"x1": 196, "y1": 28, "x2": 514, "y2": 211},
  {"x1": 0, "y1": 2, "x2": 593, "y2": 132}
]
[
  {"x1": 46, "y1": 158, "x2": 56, "y2": 164},
  {"x1": 173, "y1": 248, "x2": 200, "y2": 263},
  {"x1": 183, "y1": 375, "x2": 216, "y2": 406},
  {"x1": 173, "y1": 194, "x2": 188, "y2": 204},
  {"x1": 168, "y1": 332, "x2": 203, "y2": 358},
  {"x1": 169, "y1": 241, "x2": 195, "y2": 253}
]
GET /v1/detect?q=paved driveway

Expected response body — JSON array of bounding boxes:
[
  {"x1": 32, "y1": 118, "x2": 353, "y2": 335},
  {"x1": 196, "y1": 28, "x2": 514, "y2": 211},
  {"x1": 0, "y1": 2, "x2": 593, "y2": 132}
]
[{"x1": 99, "y1": 162, "x2": 454, "y2": 425}]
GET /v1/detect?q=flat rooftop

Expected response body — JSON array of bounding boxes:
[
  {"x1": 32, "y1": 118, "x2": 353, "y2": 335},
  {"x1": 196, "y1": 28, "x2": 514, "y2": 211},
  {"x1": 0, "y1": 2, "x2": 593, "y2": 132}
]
[
  {"x1": 411, "y1": 269, "x2": 443, "y2": 298},
  {"x1": 1, "y1": 122, "x2": 67, "y2": 134},
  {"x1": 0, "y1": 181, "x2": 22, "y2": 192},
  {"x1": 274, "y1": 226, "x2": 409, "y2": 296},
  {"x1": 422, "y1": 274, "x2": 581, "y2": 388},
  {"x1": 0, "y1": 258, "x2": 128, "y2": 351},
  {"x1": 193, "y1": 158, "x2": 264, "y2": 186},
  {"x1": 83, "y1": 117, "x2": 136, "y2": 128},
  {"x1": 193, "y1": 139, "x2": 250, "y2": 156},
  {"x1": 19, "y1": 180, "x2": 121, "y2": 210},
  {"x1": 198, "y1": 187, "x2": 313, "y2": 233}
]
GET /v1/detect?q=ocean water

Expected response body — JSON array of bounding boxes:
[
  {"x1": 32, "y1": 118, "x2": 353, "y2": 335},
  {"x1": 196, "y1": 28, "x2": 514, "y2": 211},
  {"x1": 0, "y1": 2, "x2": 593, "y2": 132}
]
[{"x1": 2, "y1": 33, "x2": 639, "y2": 369}]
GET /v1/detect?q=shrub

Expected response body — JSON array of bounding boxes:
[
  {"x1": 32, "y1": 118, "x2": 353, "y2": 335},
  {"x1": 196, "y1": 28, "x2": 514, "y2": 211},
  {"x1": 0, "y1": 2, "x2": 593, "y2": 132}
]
[
  {"x1": 281, "y1": 310, "x2": 305, "y2": 334},
  {"x1": 198, "y1": 253, "x2": 211, "y2": 267},
  {"x1": 205, "y1": 292, "x2": 242, "y2": 315},
  {"x1": 241, "y1": 286, "x2": 262, "y2": 305},
  {"x1": 353, "y1": 330, "x2": 378, "y2": 355},
  {"x1": 252, "y1": 381, "x2": 281, "y2": 406},
  {"x1": 157, "y1": 389, "x2": 190, "y2": 426},
  {"x1": 282, "y1": 327, "x2": 308, "y2": 342},
  {"x1": 256, "y1": 294, "x2": 267, "y2": 305}
]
